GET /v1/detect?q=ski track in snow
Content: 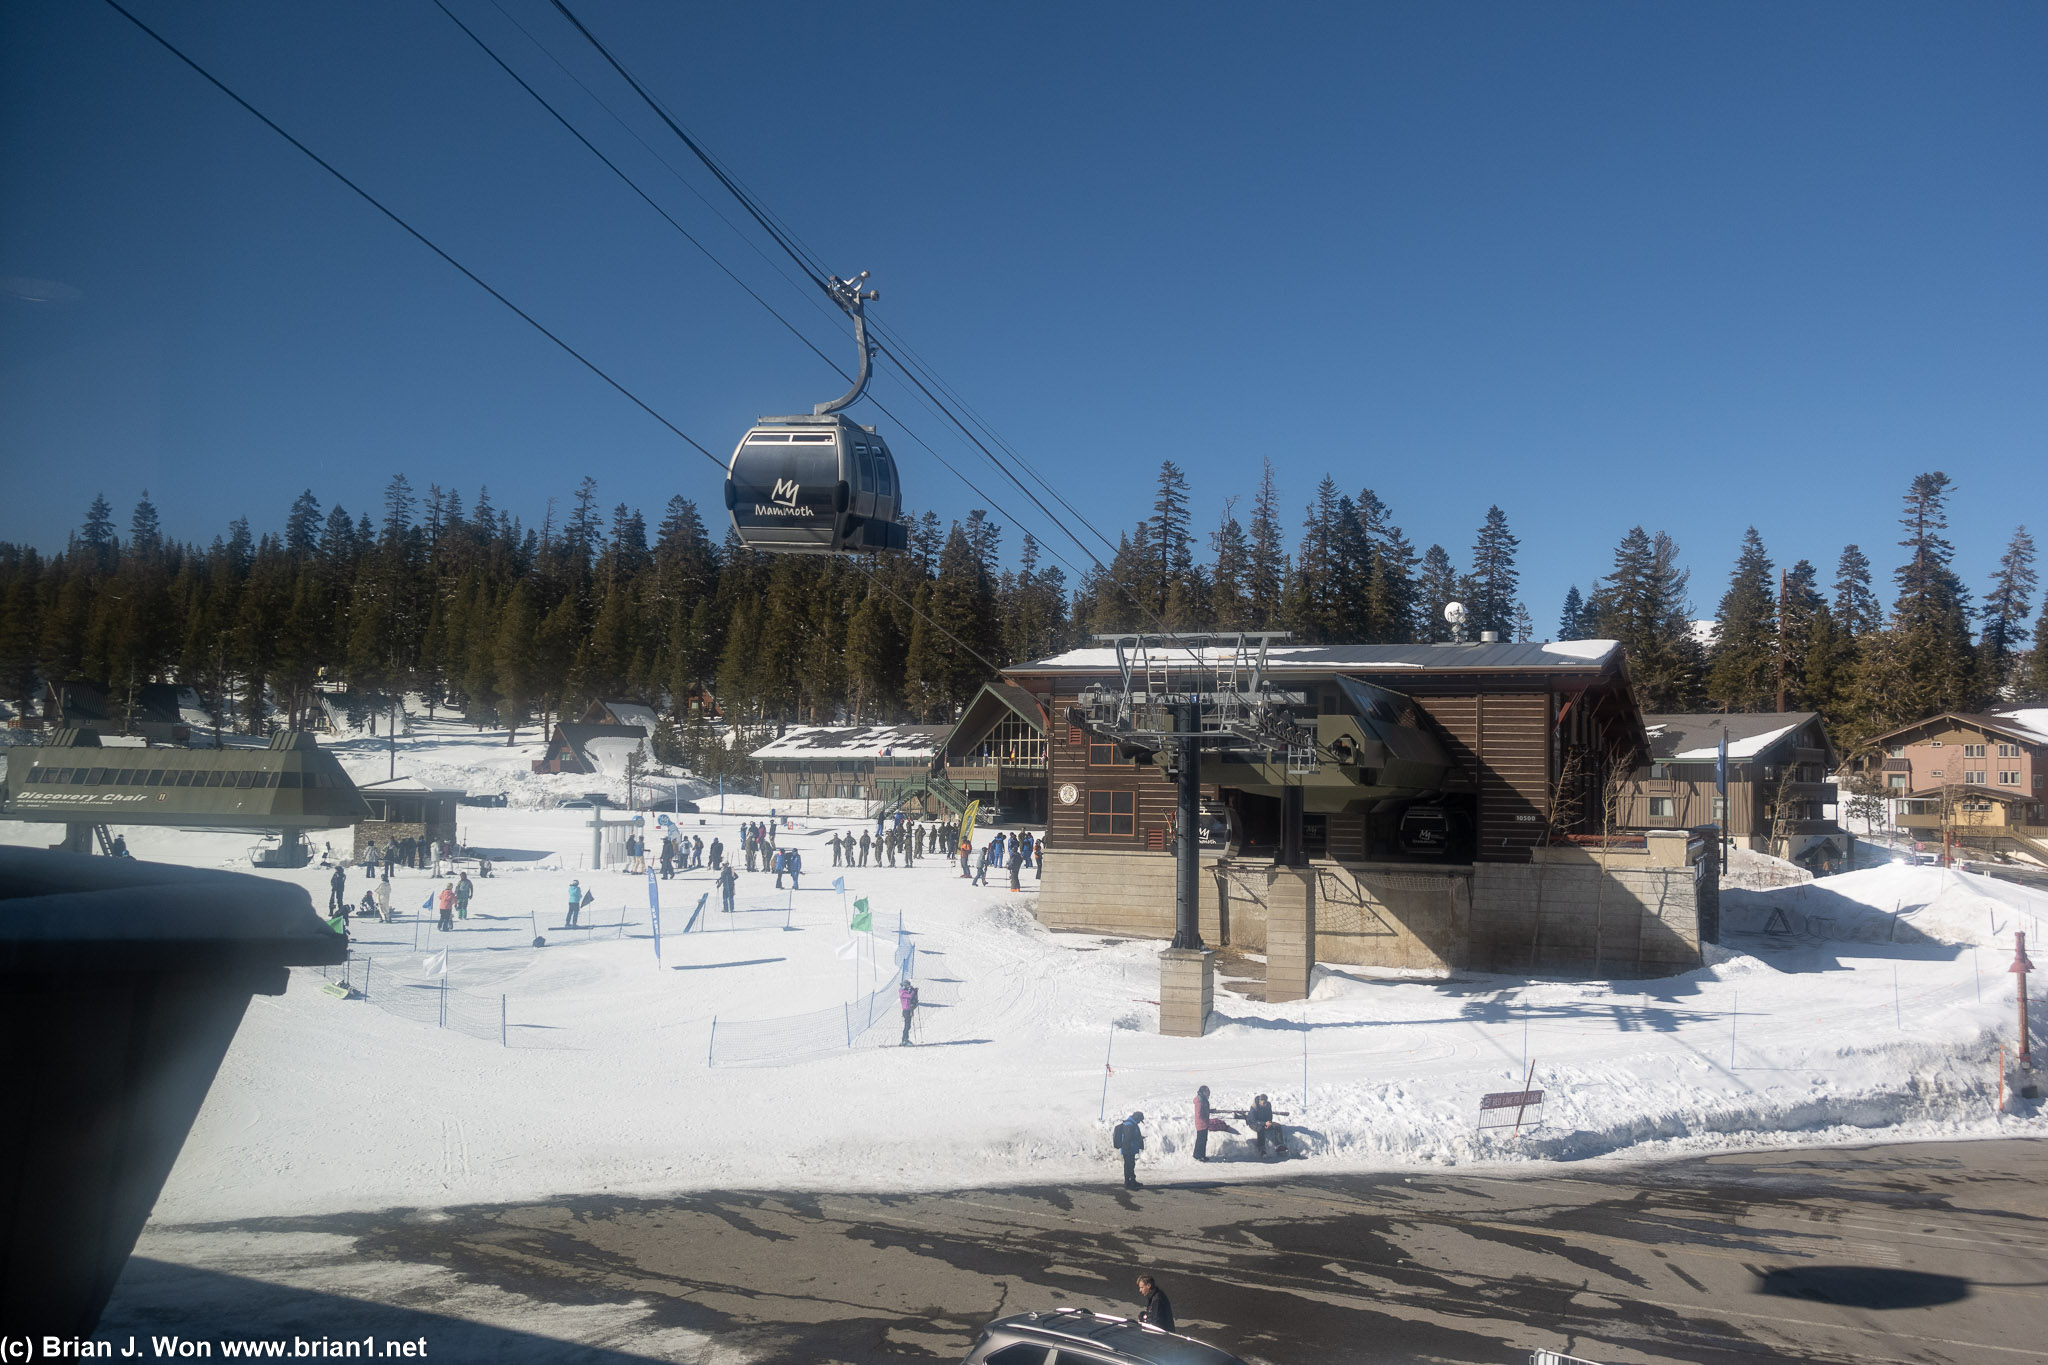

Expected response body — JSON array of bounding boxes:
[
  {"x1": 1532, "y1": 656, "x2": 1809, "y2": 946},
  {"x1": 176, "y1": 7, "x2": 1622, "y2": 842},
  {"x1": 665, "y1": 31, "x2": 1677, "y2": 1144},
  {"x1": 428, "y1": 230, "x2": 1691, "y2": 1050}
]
[{"x1": 5, "y1": 712, "x2": 2043, "y2": 1223}]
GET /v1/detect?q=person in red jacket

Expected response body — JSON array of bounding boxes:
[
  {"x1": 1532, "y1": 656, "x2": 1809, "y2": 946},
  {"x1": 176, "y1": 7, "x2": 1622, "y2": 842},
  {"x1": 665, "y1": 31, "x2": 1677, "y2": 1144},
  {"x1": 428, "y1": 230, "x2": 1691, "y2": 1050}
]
[{"x1": 1192, "y1": 1084, "x2": 1238, "y2": 1162}]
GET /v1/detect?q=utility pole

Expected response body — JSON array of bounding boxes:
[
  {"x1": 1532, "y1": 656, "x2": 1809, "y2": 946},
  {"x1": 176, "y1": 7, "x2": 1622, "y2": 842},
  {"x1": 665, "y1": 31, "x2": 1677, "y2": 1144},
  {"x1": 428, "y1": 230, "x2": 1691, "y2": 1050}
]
[{"x1": 389, "y1": 693, "x2": 398, "y2": 781}]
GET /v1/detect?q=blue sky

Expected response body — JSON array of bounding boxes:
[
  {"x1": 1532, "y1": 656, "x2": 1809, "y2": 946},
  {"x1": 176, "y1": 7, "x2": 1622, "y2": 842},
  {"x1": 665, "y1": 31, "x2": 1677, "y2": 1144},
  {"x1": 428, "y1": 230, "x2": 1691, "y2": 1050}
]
[{"x1": 3, "y1": 1, "x2": 2043, "y2": 629}]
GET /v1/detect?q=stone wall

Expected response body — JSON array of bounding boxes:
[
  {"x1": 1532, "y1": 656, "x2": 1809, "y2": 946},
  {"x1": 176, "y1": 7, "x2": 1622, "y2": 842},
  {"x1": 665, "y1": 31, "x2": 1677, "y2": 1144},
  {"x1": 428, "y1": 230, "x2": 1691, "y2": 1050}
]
[
  {"x1": 1037, "y1": 832, "x2": 1708, "y2": 980},
  {"x1": 1467, "y1": 834, "x2": 1706, "y2": 976}
]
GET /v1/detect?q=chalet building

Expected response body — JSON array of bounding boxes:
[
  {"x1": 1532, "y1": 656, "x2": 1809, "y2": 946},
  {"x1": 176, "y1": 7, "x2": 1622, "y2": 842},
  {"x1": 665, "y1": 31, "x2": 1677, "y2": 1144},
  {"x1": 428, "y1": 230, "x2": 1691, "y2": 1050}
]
[
  {"x1": 36, "y1": 680, "x2": 191, "y2": 746},
  {"x1": 934, "y1": 683, "x2": 1052, "y2": 822},
  {"x1": 1001, "y1": 638, "x2": 1720, "y2": 979},
  {"x1": 1858, "y1": 709, "x2": 2048, "y2": 861},
  {"x1": 352, "y1": 776, "x2": 462, "y2": 861},
  {"x1": 532, "y1": 722, "x2": 650, "y2": 775},
  {"x1": 1618, "y1": 713, "x2": 1847, "y2": 870},
  {"x1": 749, "y1": 724, "x2": 949, "y2": 805}
]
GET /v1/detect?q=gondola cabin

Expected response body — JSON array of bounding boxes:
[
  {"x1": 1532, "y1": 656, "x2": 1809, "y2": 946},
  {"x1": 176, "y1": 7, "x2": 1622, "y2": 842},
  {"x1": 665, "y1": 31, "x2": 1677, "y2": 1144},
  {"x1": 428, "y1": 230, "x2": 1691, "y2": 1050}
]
[{"x1": 724, "y1": 414, "x2": 909, "y2": 555}]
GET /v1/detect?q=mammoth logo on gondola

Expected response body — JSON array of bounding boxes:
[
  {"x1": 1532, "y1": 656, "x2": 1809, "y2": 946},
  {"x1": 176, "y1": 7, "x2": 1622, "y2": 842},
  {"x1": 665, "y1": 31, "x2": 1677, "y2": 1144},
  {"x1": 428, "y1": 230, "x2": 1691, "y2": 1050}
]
[{"x1": 770, "y1": 478, "x2": 801, "y2": 507}]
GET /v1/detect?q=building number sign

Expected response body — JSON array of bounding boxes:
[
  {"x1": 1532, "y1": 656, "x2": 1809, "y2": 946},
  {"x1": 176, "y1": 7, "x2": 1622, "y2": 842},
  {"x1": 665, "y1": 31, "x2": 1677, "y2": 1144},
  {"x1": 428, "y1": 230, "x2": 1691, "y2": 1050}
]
[{"x1": 1057, "y1": 782, "x2": 1080, "y2": 806}]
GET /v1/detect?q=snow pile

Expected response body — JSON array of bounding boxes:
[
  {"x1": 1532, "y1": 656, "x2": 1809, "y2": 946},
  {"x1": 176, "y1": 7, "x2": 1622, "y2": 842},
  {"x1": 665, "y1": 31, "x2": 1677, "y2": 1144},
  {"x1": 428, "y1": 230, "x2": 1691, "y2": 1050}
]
[
  {"x1": 1724, "y1": 863, "x2": 2046, "y2": 947},
  {"x1": 1720, "y1": 846, "x2": 1812, "y2": 891}
]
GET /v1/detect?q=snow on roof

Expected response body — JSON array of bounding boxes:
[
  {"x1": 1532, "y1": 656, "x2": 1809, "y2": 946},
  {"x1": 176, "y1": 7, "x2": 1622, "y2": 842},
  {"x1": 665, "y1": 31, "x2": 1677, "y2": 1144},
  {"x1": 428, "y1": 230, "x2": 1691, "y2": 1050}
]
[
  {"x1": 581, "y1": 735, "x2": 650, "y2": 778},
  {"x1": 598, "y1": 701, "x2": 660, "y2": 734},
  {"x1": 1643, "y1": 713, "x2": 1816, "y2": 761},
  {"x1": 357, "y1": 775, "x2": 464, "y2": 794},
  {"x1": 1010, "y1": 640, "x2": 1620, "y2": 674},
  {"x1": 1991, "y1": 707, "x2": 2048, "y2": 745},
  {"x1": 750, "y1": 724, "x2": 948, "y2": 761}
]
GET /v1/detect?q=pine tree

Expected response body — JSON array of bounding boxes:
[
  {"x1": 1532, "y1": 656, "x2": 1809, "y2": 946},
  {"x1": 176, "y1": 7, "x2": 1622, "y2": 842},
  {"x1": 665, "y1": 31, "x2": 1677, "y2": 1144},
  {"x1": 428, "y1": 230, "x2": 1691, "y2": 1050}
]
[
  {"x1": 1558, "y1": 586, "x2": 1585, "y2": 641},
  {"x1": 128, "y1": 491, "x2": 162, "y2": 560},
  {"x1": 1285, "y1": 477, "x2": 1346, "y2": 644},
  {"x1": 1208, "y1": 501, "x2": 1251, "y2": 630},
  {"x1": 1149, "y1": 460, "x2": 1193, "y2": 616},
  {"x1": 285, "y1": 491, "x2": 323, "y2": 558},
  {"x1": 1980, "y1": 526, "x2": 2037, "y2": 698},
  {"x1": 1417, "y1": 545, "x2": 1460, "y2": 642},
  {"x1": 78, "y1": 494, "x2": 117, "y2": 571},
  {"x1": 2029, "y1": 588, "x2": 2048, "y2": 703},
  {"x1": 1779, "y1": 559, "x2": 1847, "y2": 717},
  {"x1": 1591, "y1": 527, "x2": 1702, "y2": 711},
  {"x1": 1833, "y1": 544, "x2": 1880, "y2": 637},
  {"x1": 1887, "y1": 471, "x2": 1978, "y2": 716},
  {"x1": 1706, "y1": 527, "x2": 1778, "y2": 711},
  {"x1": 1513, "y1": 602, "x2": 1533, "y2": 643},
  {"x1": 1467, "y1": 506, "x2": 1520, "y2": 640},
  {"x1": 1246, "y1": 458, "x2": 1287, "y2": 629}
]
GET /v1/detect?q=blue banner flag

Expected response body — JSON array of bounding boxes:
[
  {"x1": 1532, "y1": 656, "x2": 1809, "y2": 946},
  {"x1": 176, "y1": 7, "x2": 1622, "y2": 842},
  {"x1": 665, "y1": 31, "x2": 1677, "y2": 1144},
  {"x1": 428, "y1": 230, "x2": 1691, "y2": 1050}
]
[
  {"x1": 647, "y1": 866, "x2": 662, "y2": 963},
  {"x1": 1716, "y1": 729, "x2": 1728, "y2": 796},
  {"x1": 832, "y1": 876, "x2": 847, "y2": 894}
]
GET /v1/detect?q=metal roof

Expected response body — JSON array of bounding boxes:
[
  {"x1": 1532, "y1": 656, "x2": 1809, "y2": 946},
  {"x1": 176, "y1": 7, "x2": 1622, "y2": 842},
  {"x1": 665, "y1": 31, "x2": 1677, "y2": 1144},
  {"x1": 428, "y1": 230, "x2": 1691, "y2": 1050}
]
[
  {"x1": 1642, "y1": 712, "x2": 1825, "y2": 762},
  {"x1": 1007, "y1": 639, "x2": 1621, "y2": 675},
  {"x1": 750, "y1": 723, "x2": 949, "y2": 762}
]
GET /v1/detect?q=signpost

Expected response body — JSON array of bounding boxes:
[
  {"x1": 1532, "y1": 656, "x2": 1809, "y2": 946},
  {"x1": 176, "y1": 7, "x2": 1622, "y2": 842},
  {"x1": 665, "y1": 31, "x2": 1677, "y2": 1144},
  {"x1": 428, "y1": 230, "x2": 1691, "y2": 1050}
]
[{"x1": 1479, "y1": 1062, "x2": 1544, "y2": 1138}]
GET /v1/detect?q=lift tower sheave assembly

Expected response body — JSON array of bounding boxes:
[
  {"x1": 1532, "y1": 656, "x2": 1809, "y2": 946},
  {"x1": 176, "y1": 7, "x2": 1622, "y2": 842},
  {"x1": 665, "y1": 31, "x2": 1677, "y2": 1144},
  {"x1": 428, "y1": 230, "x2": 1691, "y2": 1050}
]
[{"x1": 1071, "y1": 632, "x2": 1306, "y2": 1035}]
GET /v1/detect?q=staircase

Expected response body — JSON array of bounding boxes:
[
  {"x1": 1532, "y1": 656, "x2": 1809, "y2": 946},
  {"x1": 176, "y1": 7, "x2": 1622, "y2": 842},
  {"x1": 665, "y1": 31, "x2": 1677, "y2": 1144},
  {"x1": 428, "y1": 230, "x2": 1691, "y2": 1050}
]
[{"x1": 874, "y1": 769, "x2": 975, "y2": 818}]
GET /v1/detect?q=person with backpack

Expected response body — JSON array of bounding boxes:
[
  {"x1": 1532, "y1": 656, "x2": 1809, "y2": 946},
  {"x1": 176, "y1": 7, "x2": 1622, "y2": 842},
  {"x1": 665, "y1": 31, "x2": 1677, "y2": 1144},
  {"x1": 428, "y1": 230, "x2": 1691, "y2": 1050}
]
[
  {"x1": 898, "y1": 979, "x2": 919, "y2": 1045},
  {"x1": 566, "y1": 878, "x2": 584, "y2": 928},
  {"x1": 1111, "y1": 1111, "x2": 1146, "y2": 1189}
]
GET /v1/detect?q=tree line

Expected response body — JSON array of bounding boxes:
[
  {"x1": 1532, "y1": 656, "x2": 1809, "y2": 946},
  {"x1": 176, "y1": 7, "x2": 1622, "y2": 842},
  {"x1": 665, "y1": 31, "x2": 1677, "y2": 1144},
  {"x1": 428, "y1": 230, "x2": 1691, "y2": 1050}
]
[{"x1": 0, "y1": 465, "x2": 2038, "y2": 762}]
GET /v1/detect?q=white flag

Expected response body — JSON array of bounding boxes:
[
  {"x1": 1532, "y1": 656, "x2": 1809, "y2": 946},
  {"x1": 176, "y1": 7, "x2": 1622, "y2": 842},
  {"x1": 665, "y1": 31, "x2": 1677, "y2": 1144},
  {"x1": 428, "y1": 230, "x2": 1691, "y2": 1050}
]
[
  {"x1": 423, "y1": 949, "x2": 448, "y2": 976},
  {"x1": 834, "y1": 938, "x2": 860, "y2": 960}
]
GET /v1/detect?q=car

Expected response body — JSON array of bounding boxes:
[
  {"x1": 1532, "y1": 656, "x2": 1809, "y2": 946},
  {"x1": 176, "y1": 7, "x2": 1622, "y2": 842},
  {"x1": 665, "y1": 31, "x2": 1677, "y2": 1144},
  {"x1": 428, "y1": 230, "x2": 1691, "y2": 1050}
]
[
  {"x1": 559, "y1": 796, "x2": 613, "y2": 810},
  {"x1": 960, "y1": 1309, "x2": 1249, "y2": 1365},
  {"x1": 457, "y1": 792, "x2": 508, "y2": 808}
]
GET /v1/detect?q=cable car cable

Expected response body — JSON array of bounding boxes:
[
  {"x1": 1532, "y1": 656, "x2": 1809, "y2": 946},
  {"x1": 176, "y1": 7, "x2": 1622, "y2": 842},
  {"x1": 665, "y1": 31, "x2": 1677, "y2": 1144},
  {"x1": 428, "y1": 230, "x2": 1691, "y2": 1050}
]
[{"x1": 98, "y1": 0, "x2": 729, "y2": 475}]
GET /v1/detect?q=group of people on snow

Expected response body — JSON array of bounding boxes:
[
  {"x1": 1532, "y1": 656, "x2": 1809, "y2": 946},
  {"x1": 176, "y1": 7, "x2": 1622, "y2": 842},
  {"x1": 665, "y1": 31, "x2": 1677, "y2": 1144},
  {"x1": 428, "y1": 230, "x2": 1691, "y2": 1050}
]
[
  {"x1": 967, "y1": 830, "x2": 1039, "y2": 889},
  {"x1": 1112, "y1": 1086, "x2": 1291, "y2": 1188}
]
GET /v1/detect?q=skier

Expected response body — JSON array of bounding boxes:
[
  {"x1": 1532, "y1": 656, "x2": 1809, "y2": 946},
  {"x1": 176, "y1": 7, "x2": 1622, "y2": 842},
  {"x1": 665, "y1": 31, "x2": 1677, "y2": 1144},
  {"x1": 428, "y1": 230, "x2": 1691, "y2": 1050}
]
[
  {"x1": 329, "y1": 864, "x2": 348, "y2": 915},
  {"x1": 455, "y1": 871, "x2": 473, "y2": 920},
  {"x1": 566, "y1": 878, "x2": 583, "y2": 928},
  {"x1": 886, "y1": 829, "x2": 898, "y2": 868},
  {"x1": 858, "y1": 830, "x2": 871, "y2": 867},
  {"x1": 959, "y1": 838, "x2": 973, "y2": 879},
  {"x1": 1112, "y1": 1111, "x2": 1146, "y2": 1189},
  {"x1": 376, "y1": 872, "x2": 392, "y2": 923},
  {"x1": 659, "y1": 838, "x2": 675, "y2": 880},
  {"x1": 745, "y1": 835, "x2": 758, "y2": 873},
  {"x1": 772, "y1": 847, "x2": 786, "y2": 890},
  {"x1": 1192, "y1": 1084, "x2": 1238, "y2": 1162},
  {"x1": 898, "y1": 979, "x2": 919, "y2": 1045},
  {"x1": 786, "y1": 846, "x2": 802, "y2": 890},
  {"x1": 830, "y1": 833, "x2": 842, "y2": 867},
  {"x1": 1135, "y1": 1275, "x2": 1174, "y2": 1332},
  {"x1": 717, "y1": 862, "x2": 737, "y2": 914},
  {"x1": 709, "y1": 836, "x2": 723, "y2": 869},
  {"x1": 437, "y1": 883, "x2": 456, "y2": 932},
  {"x1": 1008, "y1": 837, "x2": 1024, "y2": 891},
  {"x1": 972, "y1": 841, "x2": 992, "y2": 886}
]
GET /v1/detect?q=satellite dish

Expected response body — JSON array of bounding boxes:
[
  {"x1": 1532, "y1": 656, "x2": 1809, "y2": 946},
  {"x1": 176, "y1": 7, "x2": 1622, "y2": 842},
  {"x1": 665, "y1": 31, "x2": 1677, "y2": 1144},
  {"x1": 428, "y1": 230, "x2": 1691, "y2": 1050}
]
[{"x1": 1443, "y1": 601, "x2": 1468, "y2": 625}]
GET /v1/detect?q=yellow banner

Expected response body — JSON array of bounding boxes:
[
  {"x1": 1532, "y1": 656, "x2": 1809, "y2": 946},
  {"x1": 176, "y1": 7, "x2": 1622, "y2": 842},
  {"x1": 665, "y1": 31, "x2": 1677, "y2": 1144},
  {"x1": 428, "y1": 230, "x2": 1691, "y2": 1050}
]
[{"x1": 959, "y1": 798, "x2": 981, "y2": 851}]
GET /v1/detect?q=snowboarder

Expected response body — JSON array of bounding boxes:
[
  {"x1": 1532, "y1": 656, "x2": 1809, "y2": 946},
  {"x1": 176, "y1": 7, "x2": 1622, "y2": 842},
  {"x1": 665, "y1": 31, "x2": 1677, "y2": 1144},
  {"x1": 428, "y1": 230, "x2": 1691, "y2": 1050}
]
[
  {"x1": 437, "y1": 883, "x2": 456, "y2": 932},
  {"x1": 329, "y1": 865, "x2": 348, "y2": 914},
  {"x1": 566, "y1": 878, "x2": 583, "y2": 928},
  {"x1": 898, "y1": 979, "x2": 919, "y2": 1045},
  {"x1": 1135, "y1": 1275, "x2": 1174, "y2": 1332},
  {"x1": 717, "y1": 862, "x2": 737, "y2": 914},
  {"x1": 1192, "y1": 1085, "x2": 1238, "y2": 1161},
  {"x1": 455, "y1": 871, "x2": 473, "y2": 920},
  {"x1": 1112, "y1": 1111, "x2": 1146, "y2": 1189}
]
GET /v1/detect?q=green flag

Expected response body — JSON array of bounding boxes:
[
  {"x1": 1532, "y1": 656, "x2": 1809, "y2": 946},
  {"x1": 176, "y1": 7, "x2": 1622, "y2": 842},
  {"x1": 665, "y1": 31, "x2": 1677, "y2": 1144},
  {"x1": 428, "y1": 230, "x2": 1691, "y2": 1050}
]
[{"x1": 850, "y1": 898, "x2": 872, "y2": 932}]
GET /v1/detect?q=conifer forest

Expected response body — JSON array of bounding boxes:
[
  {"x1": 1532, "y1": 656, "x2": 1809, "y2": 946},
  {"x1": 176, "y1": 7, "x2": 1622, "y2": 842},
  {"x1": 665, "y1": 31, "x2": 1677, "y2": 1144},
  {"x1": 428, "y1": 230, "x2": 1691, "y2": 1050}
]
[{"x1": 1, "y1": 462, "x2": 2041, "y2": 765}]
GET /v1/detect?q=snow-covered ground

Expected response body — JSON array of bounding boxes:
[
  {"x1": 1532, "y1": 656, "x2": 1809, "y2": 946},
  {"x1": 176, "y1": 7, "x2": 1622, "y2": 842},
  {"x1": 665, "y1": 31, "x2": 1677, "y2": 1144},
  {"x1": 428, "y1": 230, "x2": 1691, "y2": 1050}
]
[{"x1": 3, "y1": 717, "x2": 2044, "y2": 1224}]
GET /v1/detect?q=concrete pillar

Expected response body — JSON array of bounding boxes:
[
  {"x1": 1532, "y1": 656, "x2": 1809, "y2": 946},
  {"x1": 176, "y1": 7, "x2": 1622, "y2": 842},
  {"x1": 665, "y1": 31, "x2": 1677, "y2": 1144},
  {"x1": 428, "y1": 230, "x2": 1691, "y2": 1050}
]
[
  {"x1": 1265, "y1": 866, "x2": 1316, "y2": 1003},
  {"x1": 1158, "y1": 947, "x2": 1214, "y2": 1037}
]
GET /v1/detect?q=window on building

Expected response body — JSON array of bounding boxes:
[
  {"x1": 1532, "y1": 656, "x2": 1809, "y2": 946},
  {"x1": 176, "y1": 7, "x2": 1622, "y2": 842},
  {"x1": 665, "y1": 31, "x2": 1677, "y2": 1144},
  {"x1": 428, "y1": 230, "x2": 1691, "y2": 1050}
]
[
  {"x1": 1997, "y1": 743, "x2": 2019, "y2": 758},
  {"x1": 364, "y1": 799, "x2": 387, "y2": 821},
  {"x1": 796, "y1": 784, "x2": 810, "y2": 798},
  {"x1": 769, "y1": 783, "x2": 782, "y2": 798},
  {"x1": 1930, "y1": 740, "x2": 1943, "y2": 748},
  {"x1": 1649, "y1": 763, "x2": 1670, "y2": 780},
  {"x1": 1929, "y1": 769, "x2": 1943, "y2": 779},
  {"x1": 1963, "y1": 771, "x2": 1985, "y2": 784},
  {"x1": 1963, "y1": 743, "x2": 1986, "y2": 758},
  {"x1": 1088, "y1": 736, "x2": 1119, "y2": 766},
  {"x1": 1087, "y1": 789, "x2": 1135, "y2": 835},
  {"x1": 1648, "y1": 797, "x2": 1675, "y2": 817},
  {"x1": 1887, "y1": 774, "x2": 1908, "y2": 790},
  {"x1": 1887, "y1": 745, "x2": 1905, "y2": 758},
  {"x1": 1998, "y1": 770, "x2": 2021, "y2": 786}
]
